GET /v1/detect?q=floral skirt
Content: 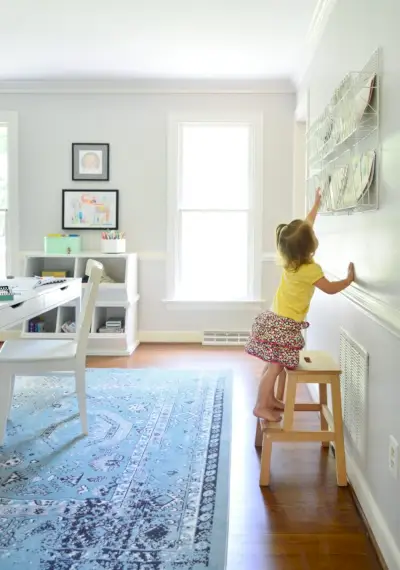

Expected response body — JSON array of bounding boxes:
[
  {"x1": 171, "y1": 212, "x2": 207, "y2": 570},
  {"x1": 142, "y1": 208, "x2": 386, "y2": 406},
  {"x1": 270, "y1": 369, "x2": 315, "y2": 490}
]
[{"x1": 245, "y1": 311, "x2": 309, "y2": 369}]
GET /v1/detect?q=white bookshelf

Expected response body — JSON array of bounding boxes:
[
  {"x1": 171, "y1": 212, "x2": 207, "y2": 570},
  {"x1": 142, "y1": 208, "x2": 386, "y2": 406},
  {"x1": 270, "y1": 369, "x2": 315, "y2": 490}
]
[{"x1": 19, "y1": 251, "x2": 139, "y2": 356}]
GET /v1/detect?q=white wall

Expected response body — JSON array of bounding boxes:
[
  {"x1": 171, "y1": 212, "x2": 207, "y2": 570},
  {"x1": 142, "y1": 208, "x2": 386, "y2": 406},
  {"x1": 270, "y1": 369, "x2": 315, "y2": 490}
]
[
  {"x1": 0, "y1": 88, "x2": 295, "y2": 335},
  {"x1": 292, "y1": 121, "x2": 306, "y2": 219},
  {"x1": 298, "y1": 0, "x2": 400, "y2": 567}
]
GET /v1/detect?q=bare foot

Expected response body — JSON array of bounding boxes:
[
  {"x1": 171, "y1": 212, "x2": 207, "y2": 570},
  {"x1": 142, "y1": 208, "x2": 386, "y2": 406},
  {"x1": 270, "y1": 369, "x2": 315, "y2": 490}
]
[
  {"x1": 273, "y1": 398, "x2": 285, "y2": 411},
  {"x1": 253, "y1": 406, "x2": 282, "y2": 422}
]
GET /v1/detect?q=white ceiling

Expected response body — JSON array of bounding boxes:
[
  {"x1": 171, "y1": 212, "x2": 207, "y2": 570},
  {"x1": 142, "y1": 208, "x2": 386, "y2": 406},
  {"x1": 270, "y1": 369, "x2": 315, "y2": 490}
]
[{"x1": 0, "y1": 0, "x2": 319, "y2": 80}]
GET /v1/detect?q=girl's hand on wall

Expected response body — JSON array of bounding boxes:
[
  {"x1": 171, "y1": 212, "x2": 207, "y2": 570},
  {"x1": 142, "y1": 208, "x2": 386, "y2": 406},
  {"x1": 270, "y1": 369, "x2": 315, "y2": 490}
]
[{"x1": 347, "y1": 262, "x2": 355, "y2": 284}]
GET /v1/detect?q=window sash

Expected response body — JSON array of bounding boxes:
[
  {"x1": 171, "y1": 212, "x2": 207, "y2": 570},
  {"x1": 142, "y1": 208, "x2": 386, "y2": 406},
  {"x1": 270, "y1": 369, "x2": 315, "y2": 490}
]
[
  {"x1": 175, "y1": 209, "x2": 253, "y2": 301},
  {"x1": 177, "y1": 122, "x2": 251, "y2": 211},
  {"x1": 167, "y1": 112, "x2": 263, "y2": 302},
  {"x1": 0, "y1": 209, "x2": 7, "y2": 279}
]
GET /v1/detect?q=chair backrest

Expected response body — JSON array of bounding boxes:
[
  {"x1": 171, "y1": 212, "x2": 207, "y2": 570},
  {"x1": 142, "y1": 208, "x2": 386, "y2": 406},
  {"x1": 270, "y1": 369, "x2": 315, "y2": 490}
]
[{"x1": 76, "y1": 259, "x2": 103, "y2": 360}]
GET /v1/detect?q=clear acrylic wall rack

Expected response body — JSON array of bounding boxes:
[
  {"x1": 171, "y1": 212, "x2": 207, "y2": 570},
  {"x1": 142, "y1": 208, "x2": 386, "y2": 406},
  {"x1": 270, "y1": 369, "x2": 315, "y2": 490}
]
[{"x1": 306, "y1": 49, "x2": 380, "y2": 215}]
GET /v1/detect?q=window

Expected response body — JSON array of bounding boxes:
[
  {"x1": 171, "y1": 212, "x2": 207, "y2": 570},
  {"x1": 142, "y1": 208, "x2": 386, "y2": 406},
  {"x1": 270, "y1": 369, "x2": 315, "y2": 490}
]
[
  {"x1": 0, "y1": 113, "x2": 18, "y2": 278},
  {"x1": 167, "y1": 113, "x2": 263, "y2": 304}
]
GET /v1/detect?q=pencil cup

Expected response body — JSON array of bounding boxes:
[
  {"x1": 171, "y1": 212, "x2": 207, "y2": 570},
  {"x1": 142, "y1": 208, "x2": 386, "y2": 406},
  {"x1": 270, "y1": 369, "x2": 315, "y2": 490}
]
[{"x1": 100, "y1": 239, "x2": 126, "y2": 254}]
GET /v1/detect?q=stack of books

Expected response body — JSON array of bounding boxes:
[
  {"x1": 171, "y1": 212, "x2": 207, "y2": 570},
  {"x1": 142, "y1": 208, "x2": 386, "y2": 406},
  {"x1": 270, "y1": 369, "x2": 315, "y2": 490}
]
[
  {"x1": 98, "y1": 319, "x2": 125, "y2": 334},
  {"x1": 28, "y1": 318, "x2": 45, "y2": 332}
]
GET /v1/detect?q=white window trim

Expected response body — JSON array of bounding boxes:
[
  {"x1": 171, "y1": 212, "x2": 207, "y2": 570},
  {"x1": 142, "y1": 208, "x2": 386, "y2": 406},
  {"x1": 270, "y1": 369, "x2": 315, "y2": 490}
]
[
  {"x1": 166, "y1": 111, "x2": 264, "y2": 307},
  {"x1": 0, "y1": 111, "x2": 18, "y2": 276}
]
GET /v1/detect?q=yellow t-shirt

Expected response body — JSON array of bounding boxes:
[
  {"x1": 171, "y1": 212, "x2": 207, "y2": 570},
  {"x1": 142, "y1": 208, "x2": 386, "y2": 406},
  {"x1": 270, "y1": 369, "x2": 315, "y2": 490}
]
[{"x1": 272, "y1": 262, "x2": 324, "y2": 322}]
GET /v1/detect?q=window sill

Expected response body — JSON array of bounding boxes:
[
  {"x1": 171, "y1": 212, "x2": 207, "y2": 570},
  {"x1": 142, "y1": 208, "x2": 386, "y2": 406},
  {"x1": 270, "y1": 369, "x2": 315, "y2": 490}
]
[{"x1": 162, "y1": 299, "x2": 265, "y2": 311}]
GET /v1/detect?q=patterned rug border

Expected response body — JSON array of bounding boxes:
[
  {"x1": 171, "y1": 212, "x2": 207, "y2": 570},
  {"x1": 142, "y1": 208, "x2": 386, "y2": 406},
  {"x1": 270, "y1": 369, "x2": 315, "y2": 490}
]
[{"x1": 201, "y1": 369, "x2": 232, "y2": 570}]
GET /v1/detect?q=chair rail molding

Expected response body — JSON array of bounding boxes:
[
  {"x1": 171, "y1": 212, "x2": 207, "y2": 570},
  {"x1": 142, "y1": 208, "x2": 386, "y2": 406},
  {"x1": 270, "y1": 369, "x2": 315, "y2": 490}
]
[{"x1": 327, "y1": 272, "x2": 400, "y2": 339}]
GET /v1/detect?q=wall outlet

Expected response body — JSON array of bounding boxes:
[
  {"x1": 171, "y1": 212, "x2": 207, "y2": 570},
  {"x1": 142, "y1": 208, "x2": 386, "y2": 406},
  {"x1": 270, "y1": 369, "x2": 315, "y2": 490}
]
[{"x1": 389, "y1": 435, "x2": 399, "y2": 479}]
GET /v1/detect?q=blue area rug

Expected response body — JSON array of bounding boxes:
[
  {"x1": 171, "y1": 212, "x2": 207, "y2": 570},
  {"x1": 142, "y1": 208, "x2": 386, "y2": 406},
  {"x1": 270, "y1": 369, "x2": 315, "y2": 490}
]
[{"x1": 0, "y1": 368, "x2": 232, "y2": 569}]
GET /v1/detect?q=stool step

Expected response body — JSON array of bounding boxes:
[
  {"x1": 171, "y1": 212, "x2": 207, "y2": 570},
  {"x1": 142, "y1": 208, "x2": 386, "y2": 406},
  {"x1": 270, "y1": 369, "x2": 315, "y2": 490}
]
[
  {"x1": 259, "y1": 419, "x2": 334, "y2": 441},
  {"x1": 260, "y1": 418, "x2": 283, "y2": 431},
  {"x1": 267, "y1": 430, "x2": 334, "y2": 443},
  {"x1": 259, "y1": 403, "x2": 322, "y2": 432}
]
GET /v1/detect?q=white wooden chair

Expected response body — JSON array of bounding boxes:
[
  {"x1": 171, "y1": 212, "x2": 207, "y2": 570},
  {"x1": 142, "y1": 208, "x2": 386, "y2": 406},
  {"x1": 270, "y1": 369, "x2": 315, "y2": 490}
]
[{"x1": 0, "y1": 259, "x2": 103, "y2": 445}]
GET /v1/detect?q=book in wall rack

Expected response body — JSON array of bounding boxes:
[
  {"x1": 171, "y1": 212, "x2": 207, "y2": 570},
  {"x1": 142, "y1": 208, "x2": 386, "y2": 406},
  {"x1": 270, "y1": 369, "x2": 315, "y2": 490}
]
[
  {"x1": 16, "y1": 251, "x2": 139, "y2": 356},
  {"x1": 306, "y1": 49, "x2": 380, "y2": 215}
]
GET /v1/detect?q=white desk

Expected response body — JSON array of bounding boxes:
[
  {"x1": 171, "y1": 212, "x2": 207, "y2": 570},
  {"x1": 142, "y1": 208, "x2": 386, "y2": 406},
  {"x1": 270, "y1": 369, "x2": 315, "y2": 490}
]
[{"x1": 0, "y1": 278, "x2": 82, "y2": 330}]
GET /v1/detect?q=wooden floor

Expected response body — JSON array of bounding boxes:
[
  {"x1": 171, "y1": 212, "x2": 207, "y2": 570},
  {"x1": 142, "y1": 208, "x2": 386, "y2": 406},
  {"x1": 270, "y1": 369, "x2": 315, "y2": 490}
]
[{"x1": 87, "y1": 344, "x2": 382, "y2": 570}]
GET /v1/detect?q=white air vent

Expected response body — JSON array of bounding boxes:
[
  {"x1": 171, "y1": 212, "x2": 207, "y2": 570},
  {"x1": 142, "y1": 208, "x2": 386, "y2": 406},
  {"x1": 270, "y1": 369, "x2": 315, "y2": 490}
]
[
  {"x1": 202, "y1": 331, "x2": 250, "y2": 346},
  {"x1": 339, "y1": 328, "x2": 369, "y2": 457}
]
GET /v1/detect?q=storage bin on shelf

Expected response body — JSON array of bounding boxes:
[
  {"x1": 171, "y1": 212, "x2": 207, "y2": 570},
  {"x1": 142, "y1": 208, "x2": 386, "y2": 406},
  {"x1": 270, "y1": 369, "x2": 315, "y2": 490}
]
[{"x1": 44, "y1": 235, "x2": 81, "y2": 255}]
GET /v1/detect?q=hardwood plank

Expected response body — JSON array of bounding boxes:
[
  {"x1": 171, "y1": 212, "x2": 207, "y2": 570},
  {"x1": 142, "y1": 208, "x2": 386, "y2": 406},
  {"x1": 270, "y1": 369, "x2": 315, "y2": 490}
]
[{"x1": 86, "y1": 344, "x2": 382, "y2": 570}]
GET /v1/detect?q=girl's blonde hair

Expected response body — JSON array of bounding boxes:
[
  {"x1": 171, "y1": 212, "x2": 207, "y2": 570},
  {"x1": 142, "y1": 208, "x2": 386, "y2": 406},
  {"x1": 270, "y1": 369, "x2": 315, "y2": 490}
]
[{"x1": 276, "y1": 220, "x2": 318, "y2": 270}]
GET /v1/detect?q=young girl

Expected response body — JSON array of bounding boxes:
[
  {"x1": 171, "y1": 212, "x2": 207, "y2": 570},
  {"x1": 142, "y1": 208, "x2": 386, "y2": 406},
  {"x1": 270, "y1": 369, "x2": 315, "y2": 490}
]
[{"x1": 245, "y1": 190, "x2": 355, "y2": 422}]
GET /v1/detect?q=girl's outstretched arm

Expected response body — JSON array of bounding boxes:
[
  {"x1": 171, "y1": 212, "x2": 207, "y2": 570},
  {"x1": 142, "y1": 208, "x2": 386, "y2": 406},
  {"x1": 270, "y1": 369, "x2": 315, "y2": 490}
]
[
  {"x1": 315, "y1": 263, "x2": 355, "y2": 294},
  {"x1": 306, "y1": 188, "x2": 321, "y2": 226}
]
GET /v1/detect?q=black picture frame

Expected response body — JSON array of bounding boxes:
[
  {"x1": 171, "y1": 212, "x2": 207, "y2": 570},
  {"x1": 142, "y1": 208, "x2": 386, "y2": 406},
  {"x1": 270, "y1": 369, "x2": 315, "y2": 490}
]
[
  {"x1": 62, "y1": 189, "x2": 119, "y2": 230},
  {"x1": 72, "y1": 143, "x2": 110, "y2": 181}
]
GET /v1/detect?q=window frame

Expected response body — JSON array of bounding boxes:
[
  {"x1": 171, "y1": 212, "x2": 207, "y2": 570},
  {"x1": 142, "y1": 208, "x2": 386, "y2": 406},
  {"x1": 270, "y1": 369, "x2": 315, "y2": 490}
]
[
  {"x1": 166, "y1": 111, "x2": 264, "y2": 308},
  {"x1": 0, "y1": 111, "x2": 19, "y2": 277}
]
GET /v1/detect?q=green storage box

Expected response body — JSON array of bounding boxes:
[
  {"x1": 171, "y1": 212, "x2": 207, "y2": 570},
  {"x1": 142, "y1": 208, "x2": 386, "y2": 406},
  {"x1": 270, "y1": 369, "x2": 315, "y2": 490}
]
[{"x1": 44, "y1": 236, "x2": 81, "y2": 255}]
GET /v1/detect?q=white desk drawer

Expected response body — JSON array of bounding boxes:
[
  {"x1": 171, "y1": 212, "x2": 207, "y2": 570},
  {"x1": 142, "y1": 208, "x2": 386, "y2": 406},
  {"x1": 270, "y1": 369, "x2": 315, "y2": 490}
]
[
  {"x1": 0, "y1": 280, "x2": 81, "y2": 330},
  {"x1": 0, "y1": 295, "x2": 48, "y2": 329},
  {"x1": 39, "y1": 281, "x2": 81, "y2": 311}
]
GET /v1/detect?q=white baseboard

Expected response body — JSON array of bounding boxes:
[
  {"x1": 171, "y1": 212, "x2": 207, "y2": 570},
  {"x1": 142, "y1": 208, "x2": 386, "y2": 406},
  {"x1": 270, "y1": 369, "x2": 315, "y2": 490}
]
[
  {"x1": 138, "y1": 330, "x2": 203, "y2": 343},
  {"x1": 88, "y1": 341, "x2": 140, "y2": 357},
  {"x1": 306, "y1": 385, "x2": 399, "y2": 569},
  {"x1": 346, "y1": 453, "x2": 400, "y2": 570}
]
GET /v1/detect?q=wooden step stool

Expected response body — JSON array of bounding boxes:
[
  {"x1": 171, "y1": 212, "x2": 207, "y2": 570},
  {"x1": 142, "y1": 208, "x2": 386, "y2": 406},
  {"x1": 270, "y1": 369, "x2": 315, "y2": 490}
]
[{"x1": 255, "y1": 350, "x2": 347, "y2": 487}]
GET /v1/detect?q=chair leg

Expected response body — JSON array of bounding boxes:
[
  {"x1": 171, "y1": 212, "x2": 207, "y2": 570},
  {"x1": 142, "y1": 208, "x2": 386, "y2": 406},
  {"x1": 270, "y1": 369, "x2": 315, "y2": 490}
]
[
  {"x1": 319, "y1": 383, "x2": 329, "y2": 448},
  {"x1": 331, "y1": 378, "x2": 347, "y2": 487},
  {"x1": 282, "y1": 375, "x2": 297, "y2": 431},
  {"x1": 7, "y1": 375, "x2": 15, "y2": 419},
  {"x1": 259, "y1": 434, "x2": 272, "y2": 486},
  {"x1": 0, "y1": 377, "x2": 12, "y2": 445},
  {"x1": 75, "y1": 367, "x2": 88, "y2": 435},
  {"x1": 255, "y1": 419, "x2": 263, "y2": 447},
  {"x1": 276, "y1": 370, "x2": 286, "y2": 401}
]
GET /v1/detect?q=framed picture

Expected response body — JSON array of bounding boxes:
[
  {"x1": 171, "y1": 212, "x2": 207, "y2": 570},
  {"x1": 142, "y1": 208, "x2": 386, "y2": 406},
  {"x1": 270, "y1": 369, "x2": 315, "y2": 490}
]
[
  {"x1": 62, "y1": 189, "x2": 119, "y2": 230},
  {"x1": 72, "y1": 143, "x2": 110, "y2": 181}
]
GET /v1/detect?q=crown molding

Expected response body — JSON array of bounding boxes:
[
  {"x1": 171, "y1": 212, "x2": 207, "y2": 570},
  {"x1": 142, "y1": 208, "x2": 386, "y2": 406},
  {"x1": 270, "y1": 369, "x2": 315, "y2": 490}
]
[
  {"x1": 295, "y1": 0, "x2": 337, "y2": 89},
  {"x1": 0, "y1": 78, "x2": 295, "y2": 95}
]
